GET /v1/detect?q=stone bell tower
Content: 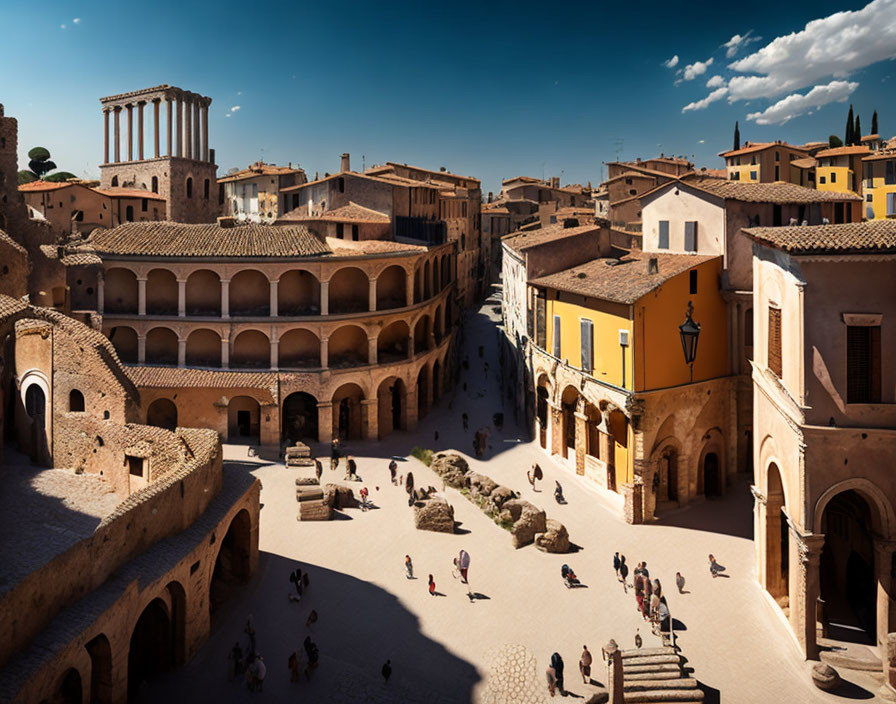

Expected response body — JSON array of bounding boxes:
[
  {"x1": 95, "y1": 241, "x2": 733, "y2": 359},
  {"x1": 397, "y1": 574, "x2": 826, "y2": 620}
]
[{"x1": 99, "y1": 85, "x2": 219, "y2": 223}]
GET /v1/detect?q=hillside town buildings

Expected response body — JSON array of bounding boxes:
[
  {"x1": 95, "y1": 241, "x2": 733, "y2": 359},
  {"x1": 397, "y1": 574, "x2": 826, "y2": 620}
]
[{"x1": 219, "y1": 161, "x2": 307, "y2": 222}]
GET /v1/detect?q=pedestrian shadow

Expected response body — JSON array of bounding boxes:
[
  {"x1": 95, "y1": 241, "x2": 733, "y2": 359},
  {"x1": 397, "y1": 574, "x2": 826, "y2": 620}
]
[
  {"x1": 698, "y1": 681, "x2": 721, "y2": 704},
  {"x1": 559, "y1": 689, "x2": 585, "y2": 699},
  {"x1": 432, "y1": 591, "x2": 448, "y2": 597},
  {"x1": 671, "y1": 618, "x2": 687, "y2": 631},
  {"x1": 453, "y1": 524, "x2": 472, "y2": 535},
  {"x1": 330, "y1": 511, "x2": 354, "y2": 521},
  {"x1": 467, "y1": 592, "x2": 490, "y2": 602}
]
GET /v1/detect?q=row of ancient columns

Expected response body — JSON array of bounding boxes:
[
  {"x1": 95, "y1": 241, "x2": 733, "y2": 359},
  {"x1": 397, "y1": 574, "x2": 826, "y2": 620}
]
[{"x1": 103, "y1": 94, "x2": 209, "y2": 164}]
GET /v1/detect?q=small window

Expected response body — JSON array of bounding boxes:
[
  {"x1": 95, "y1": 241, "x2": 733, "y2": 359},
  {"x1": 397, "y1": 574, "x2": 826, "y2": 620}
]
[
  {"x1": 819, "y1": 176, "x2": 826, "y2": 184},
  {"x1": 846, "y1": 325, "x2": 881, "y2": 403},
  {"x1": 866, "y1": 193, "x2": 873, "y2": 202},
  {"x1": 767, "y1": 306, "x2": 782, "y2": 377},
  {"x1": 629, "y1": 189, "x2": 637, "y2": 196},
  {"x1": 69, "y1": 389, "x2": 85, "y2": 412},
  {"x1": 127, "y1": 455, "x2": 144, "y2": 477},
  {"x1": 111, "y1": 176, "x2": 119, "y2": 187},
  {"x1": 684, "y1": 221, "x2": 698, "y2": 252},
  {"x1": 125, "y1": 205, "x2": 134, "y2": 221},
  {"x1": 141, "y1": 198, "x2": 148, "y2": 212},
  {"x1": 658, "y1": 220, "x2": 669, "y2": 249},
  {"x1": 338, "y1": 177, "x2": 345, "y2": 193},
  {"x1": 336, "y1": 223, "x2": 344, "y2": 239},
  {"x1": 552, "y1": 315, "x2": 561, "y2": 358},
  {"x1": 689, "y1": 270, "x2": 698, "y2": 294},
  {"x1": 204, "y1": 178, "x2": 210, "y2": 199},
  {"x1": 831, "y1": 172, "x2": 837, "y2": 184},
  {"x1": 775, "y1": 151, "x2": 780, "y2": 161},
  {"x1": 624, "y1": 177, "x2": 632, "y2": 185},
  {"x1": 580, "y1": 319, "x2": 593, "y2": 373},
  {"x1": 750, "y1": 171, "x2": 757, "y2": 180},
  {"x1": 886, "y1": 161, "x2": 896, "y2": 186},
  {"x1": 151, "y1": 176, "x2": 158, "y2": 193},
  {"x1": 352, "y1": 224, "x2": 359, "y2": 241},
  {"x1": 186, "y1": 177, "x2": 193, "y2": 198}
]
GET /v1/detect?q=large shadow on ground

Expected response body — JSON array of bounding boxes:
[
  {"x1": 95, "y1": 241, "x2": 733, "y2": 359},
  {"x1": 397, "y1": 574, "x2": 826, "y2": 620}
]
[{"x1": 653, "y1": 480, "x2": 753, "y2": 540}]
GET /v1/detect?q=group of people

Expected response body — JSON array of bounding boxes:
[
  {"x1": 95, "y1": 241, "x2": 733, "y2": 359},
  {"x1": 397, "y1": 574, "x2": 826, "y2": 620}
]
[
  {"x1": 228, "y1": 617, "x2": 267, "y2": 692},
  {"x1": 545, "y1": 647, "x2": 594, "y2": 697},
  {"x1": 404, "y1": 550, "x2": 472, "y2": 598}
]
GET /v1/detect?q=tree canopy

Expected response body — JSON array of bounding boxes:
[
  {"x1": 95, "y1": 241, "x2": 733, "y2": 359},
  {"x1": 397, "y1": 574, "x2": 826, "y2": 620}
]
[{"x1": 828, "y1": 135, "x2": 843, "y2": 149}]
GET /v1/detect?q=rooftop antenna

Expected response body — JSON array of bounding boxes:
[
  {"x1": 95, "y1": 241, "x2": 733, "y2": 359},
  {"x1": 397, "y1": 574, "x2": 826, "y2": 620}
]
[
  {"x1": 560, "y1": 169, "x2": 564, "y2": 185},
  {"x1": 612, "y1": 138, "x2": 624, "y2": 162},
  {"x1": 362, "y1": 154, "x2": 366, "y2": 172}
]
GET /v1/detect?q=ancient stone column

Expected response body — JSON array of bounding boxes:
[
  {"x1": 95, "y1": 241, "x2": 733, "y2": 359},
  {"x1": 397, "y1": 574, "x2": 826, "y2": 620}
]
[
  {"x1": 176, "y1": 97, "x2": 183, "y2": 158},
  {"x1": 320, "y1": 280, "x2": 329, "y2": 316},
  {"x1": 368, "y1": 277, "x2": 377, "y2": 312},
  {"x1": 405, "y1": 271, "x2": 414, "y2": 306},
  {"x1": 269, "y1": 280, "x2": 279, "y2": 317},
  {"x1": 550, "y1": 404, "x2": 563, "y2": 457},
  {"x1": 153, "y1": 99, "x2": 160, "y2": 158},
  {"x1": 408, "y1": 335, "x2": 415, "y2": 357},
  {"x1": 184, "y1": 98, "x2": 193, "y2": 159},
  {"x1": 368, "y1": 336, "x2": 377, "y2": 365},
  {"x1": 201, "y1": 103, "x2": 209, "y2": 161},
  {"x1": 166, "y1": 98, "x2": 173, "y2": 157},
  {"x1": 137, "y1": 101, "x2": 144, "y2": 161},
  {"x1": 406, "y1": 388, "x2": 418, "y2": 430},
  {"x1": 192, "y1": 100, "x2": 200, "y2": 160},
  {"x1": 126, "y1": 103, "x2": 134, "y2": 162},
  {"x1": 220, "y1": 279, "x2": 230, "y2": 318},
  {"x1": 103, "y1": 109, "x2": 110, "y2": 164},
  {"x1": 137, "y1": 334, "x2": 146, "y2": 364},
  {"x1": 113, "y1": 107, "x2": 121, "y2": 162},
  {"x1": 361, "y1": 398, "x2": 378, "y2": 440},
  {"x1": 177, "y1": 338, "x2": 186, "y2": 367},
  {"x1": 793, "y1": 530, "x2": 825, "y2": 659},
  {"x1": 97, "y1": 273, "x2": 104, "y2": 314},
  {"x1": 320, "y1": 337, "x2": 329, "y2": 368},
  {"x1": 177, "y1": 278, "x2": 187, "y2": 316},
  {"x1": 221, "y1": 337, "x2": 230, "y2": 368},
  {"x1": 574, "y1": 410, "x2": 587, "y2": 475},
  {"x1": 270, "y1": 339, "x2": 279, "y2": 370},
  {"x1": 137, "y1": 276, "x2": 147, "y2": 316},
  {"x1": 317, "y1": 401, "x2": 333, "y2": 444}
]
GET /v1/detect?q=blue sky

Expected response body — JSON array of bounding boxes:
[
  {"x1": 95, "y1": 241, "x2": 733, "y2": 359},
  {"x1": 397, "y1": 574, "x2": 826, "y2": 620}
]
[{"x1": 1, "y1": 0, "x2": 894, "y2": 194}]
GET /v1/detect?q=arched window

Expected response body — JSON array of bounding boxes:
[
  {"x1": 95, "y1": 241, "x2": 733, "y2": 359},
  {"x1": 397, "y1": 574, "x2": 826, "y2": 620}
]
[
  {"x1": 186, "y1": 177, "x2": 193, "y2": 199},
  {"x1": 151, "y1": 176, "x2": 159, "y2": 193},
  {"x1": 69, "y1": 389, "x2": 85, "y2": 412},
  {"x1": 125, "y1": 205, "x2": 134, "y2": 221},
  {"x1": 111, "y1": 176, "x2": 119, "y2": 187}
]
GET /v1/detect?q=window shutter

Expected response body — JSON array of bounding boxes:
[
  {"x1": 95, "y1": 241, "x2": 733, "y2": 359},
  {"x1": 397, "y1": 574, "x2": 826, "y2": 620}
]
[
  {"x1": 767, "y1": 307, "x2": 782, "y2": 377},
  {"x1": 658, "y1": 221, "x2": 669, "y2": 249},
  {"x1": 535, "y1": 294, "x2": 546, "y2": 347},
  {"x1": 888, "y1": 193, "x2": 896, "y2": 216},
  {"x1": 847, "y1": 325, "x2": 881, "y2": 403},
  {"x1": 887, "y1": 161, "x2": 895, "y2": 186},
  {"x1": 552, "y1": 315, "x2": 561, "y2": 358},
  {"x1": 684, "y1": 221, "x2": 697, "y2": 252},
  {"x1": 580, "y1": 319, "x2": 593, "y2": 372}
]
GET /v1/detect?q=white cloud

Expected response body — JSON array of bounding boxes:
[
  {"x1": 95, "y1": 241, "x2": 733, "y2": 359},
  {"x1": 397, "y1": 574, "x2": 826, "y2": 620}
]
[
  {"x1": 728, "y1": 0, "x2": 896, "y2": 101},
  {"x1": 225, "y1": 114, "x2": 232, "y2": 118},
  {"x1": 682, "y1": 86, "x2": 729, "y2": 113},
  {"x1": 723, "y1": 31, "x2": 762, "y2": 58},
  {"x1": 663, "y1": 55, "x2": 679, "y2": 68},
  {"x1": 706, "y1": 75, "x2": 726, "y2": 89},
  {"x1": 60, "y1": 23, "x2": 66, "y2": 29},
  {"x1": 745, "y1": 79, "x2": 858, "y2": 124},
  {"x1": 230, "y1": 105, "x2": 241, "y2": 112},
  {"x1": 682, "y1": 57, "x2": 713, "y2": 81},
  {"x1": 698, "y1": 140, "x2": 706, "y2": 144},
  {"x1": 72, "y1": 17, "x2": 81, "y2": 24}
]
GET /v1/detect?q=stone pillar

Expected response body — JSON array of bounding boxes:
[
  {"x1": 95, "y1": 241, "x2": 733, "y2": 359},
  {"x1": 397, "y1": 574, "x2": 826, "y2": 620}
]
[
  {"x1": 221, "y1": 337, "x2": 230, "y2": 368},
  {"x1": 185, "y1": 98, "x2": 194, "y2": 159},
  {"x1": 137, "y1": 334, "x2": 146, "y2": 364},
  {"x1": 320, "y1": 280, "x2": 329, "y2": 316},
  {"x1": 201, "y1": 104, "x2": 209, "y2": 161},
  {"x1": 317, "y1": 402, "x2": 333, "y2": 444},
  {"x1": 320, "y1": 337, "x2": 329, "y2": 368},
  {"x1": 177, "y1": 338, "x2": 186, "y2": 367},
  {"x1": 113, "y1": 107, "x2": 121, "y2": 162},
  {"x1": 405, "y1": 272, "x2": 414, "y2": 306},
  {"x1": 550, "y1": 404, "x2": 563, "y2": 457},
  {"x1": 407, "y1": 388, "x2": 418, "y2": 431},
  {"x1": 175, "y1": 278, "x2": 187, "y2": 316},
  {"x1": 361, "y1": 398, "x2": 378, "y2": 440},
  {"x1": 408, "y1": 335, "x2": 415, "y2": 358},
  {"x1": 97, "y1": 273, "x2": 104, "y2": 314},
  {"x1": 176, "y1": 98, "x2": 183, "y2": 157},
  {"x1": 604, "y1": 640, "x2": 624, "y2": 704},
  {"x1": 126, "y1": 103, "x2": 134, "y2": 162},
  {"x1": 269, "y1": 280, "x2": 279, "y2": 317},
  {"x1": 221, "y1": 279, "x2": 230, "y2": 319},
  {"x1": 166, "y1": 98, "x2": 173, "y2": 157},
  {"x1": 368, "y1": 336, "x2": 377, "y2": 365},
  {"x1": 792, "y1": 529, "x2": 825, "y2": 659},
  {"x1": 270, "y1": 339, "x2": 279, "y2": 371},
  {"x1": 153, "y1": 99, "x2": 160, "y2": 158},
  {"x1": 875, "y1": 539, "x2": 896, "y2": 648},
  {"x1": 368, "y1": 277, "x2": 377, "y2": 312},
  {"x1": 137, "y1": 276, "x2": 147, "y2": 315},
  {"x1": 137, "y1": 101, "x2": 145, "y2": 160},
  {"x1": 574, "y1": 411, "x2": 587, "y2": 475},
  {"x1": 192, "y1": 100, "x2": 200, "y2": 160},
  {"x1": 103, "y1": 109, "x2": 110, "y2": 164}
]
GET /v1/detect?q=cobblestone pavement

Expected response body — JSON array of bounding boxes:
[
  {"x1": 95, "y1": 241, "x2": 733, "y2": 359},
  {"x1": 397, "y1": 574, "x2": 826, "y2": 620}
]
[{"x1": 145, "y1": 288, "x2": 887, "y2": 703}]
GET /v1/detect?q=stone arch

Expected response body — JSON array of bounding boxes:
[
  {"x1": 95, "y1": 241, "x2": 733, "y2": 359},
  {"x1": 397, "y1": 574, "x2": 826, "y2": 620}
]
[
  {"x1": 185, "y1": 269, "x2": 221, "y2": 316},
  {"x1": 85, "y1": 634, "x2": 112, "y2": 704},
  {"x1": 230, "y1": 270, "x2": 270, "y2": 317},
  {"x1": 697, "y1": 428, "x2": 725, "y2": 497},
  {"x1": 332, "y1": 383, "x2": 364, "y2": 440},
  {"x1": 423, "y1": 260, "x2": 433, "y2": 299},
  {"x1": 104, "y1": 267, "x2": 137, "y2": 314},
  {"x1": 210, "y1": 509, "x2": 252, "y2": 617},
  {"x1": 227, "y1": 396, "x2": 260, "y2": 442},
  {"x1": 68, "y1": 388, "x2": 85, "y2": 412},
  {"x1": 278, "y1": 329, "x2": 320, "y2": 368},
  {"x1": 279, "y1": 269, "x2": 320, "y2": 315},
  {"x1": 413, "y1": 266, "x2": 423, "y2": 304},
  {"x1": 377, "y1": 376, "x2": 406, "y2": 438},
  {"x1": 433, "y1": 304, "x2": 444, "y2": 344},
  {"x1": 814, "y1": 478, "x2": 896, "y2": 539},
  {"x1": 416, "y1": 365, "x2": 430, "y2": 420},
  {"x1": 108, "y1": 326, "x2": 138, "y2": 363},
  {"x1": 55, "y1": 667, "x2": 83, "y2": 704},
  {"x1": 282, "y1": 392, "x2": 318, "y2": 442},
  {"x1": 376, "y1": 265, "x2": 406, "y2": 310},
  {"x1": 582, "y1": 400, "x2": 602, "y2": 462},
  {"x1": 128, "y1": 597, "x2": 172, "y2": 699},
  {"x1": 185, "y1": 328, "x2": 221, "y2": 367},
  {"x1": 328, "y1": 267, "x2": 368, "y2": 314},
  {"x1": 146, "y1": 398, "x2": 177, "y2": 430},
  {"x1": 413, "y1": 315, "x2": 431, "y2": 352},
  {"x1": 145, "y1": 326, "x2": 178, "y2": 365},
  {"x1": 535, "y1": 372, "x2": 552, "y2": 449},
  {"x1": 329, "y1": 325, "x2": 368, "y2": 368},
  {"x1": 231, "y1": 329, "x2": 269, "y2": 369},
  {"x1": 765, "y1": 462, "x2": 789, "y2": 603},
  {"x1": 432, "y1": 359, "x2": 442, "y2": 403},
  {"x1": 146, "y1": 268, "x2": 178, "y2": 315},
  {"x1": 606, "y1": 409, "x2": 629, "y2": 493},
  {"x1": 559, "y1": 385, "x2": 579, "y2": 461},
  {"x1": 378, "y1": 320, "x2": 410, "y2": 363},
  {"x1": 441, "y1": 254, "x2": 451, "y2": 285}
]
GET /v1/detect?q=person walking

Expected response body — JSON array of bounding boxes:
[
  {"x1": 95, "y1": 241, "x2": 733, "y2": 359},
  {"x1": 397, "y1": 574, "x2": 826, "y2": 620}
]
[
  {"x1": 405, "y1": 555, "x2": 414, "y2": 579},
  {"x1": 676, "y1": 572, "x2": 685, "y2": 593},
  {"x1": 457, "y1": 549, "x2": 470, "y2": 584},
  {"x1": 381, "y1": 659, "x2": 392, "y2": 684},
  {"x1": 527, "y1": 464, "x2": 543, "y2": 491},
  {"x1": 360, "y1": 486, "x2": 369, "y2": 510},
  {"x1": 347, "y1": 456, "x2": 358, "y2": 480},
  {"x1": 389, "y1": 459, "x2": 398, "y2": 485},
  {"x1": 546, "y1": 665, "x2": 557, "y2": 697},
  {"x1": 288, "y1": 651, "x2": 300, "y2": 682},
  {"x1": 550, "y1": 653, "x2": 565, "y2": 695},
  {"x1": 305, "y1": 609, "x2": 318, "y2": 629},
  {"x1": 314, "y1": 458, "x2": 322, "y2": 481},
  {"x1": 428, "y1": 574, "x2": 436, "y2": 596},
  {"x1": 579, "y1": 645, "x2": 593, "y2": 684},
  {"x1": 619, "y1": 556, "x2": 629, "y2": 593},
  {"x1": 709, "y1": 554, "x2": 724, "y2": 577},
  {"x1": 613, "y1": 552, "x2": 621, "y2": 580},
  {"x1": 254, "y1": 655, "x2": 266, "y2": 692}
]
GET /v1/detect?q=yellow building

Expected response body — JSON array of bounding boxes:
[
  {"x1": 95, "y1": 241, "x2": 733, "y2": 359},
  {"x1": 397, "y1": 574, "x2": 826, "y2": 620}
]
[
  {"x1": 862, "y1": 150, "x2": 896, "y2": 219},
  {"x1": 718, "y1": 142, "x2": 810, "y2": 184},
  {"x1": 527, "y1": 250, "x2": 736, "y2": 523},
  {"x1": 814, "y1": 145, "x2": 869, "y2": 195}
]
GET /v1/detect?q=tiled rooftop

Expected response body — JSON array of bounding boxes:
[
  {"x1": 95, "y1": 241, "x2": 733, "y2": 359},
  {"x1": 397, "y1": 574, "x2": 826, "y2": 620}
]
[
  {"x1": 682, "y1": 177, "x2": 861, "y2": 203},
  {"x1": 743, "y1": 220, "x2": 896, "y2": 255},
  {"x1": 502, "y1": 223, "x2": 601, "y2": 254}
]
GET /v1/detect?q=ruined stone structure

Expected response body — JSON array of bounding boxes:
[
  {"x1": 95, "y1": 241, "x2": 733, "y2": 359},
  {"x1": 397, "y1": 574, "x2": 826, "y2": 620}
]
[{"x1": 99, "y1": 85, "x2": 219, "y2": 223}]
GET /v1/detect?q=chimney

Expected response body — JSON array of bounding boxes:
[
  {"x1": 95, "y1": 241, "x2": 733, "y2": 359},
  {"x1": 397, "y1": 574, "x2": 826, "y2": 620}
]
[
  {"x1": 488, "y1": 192, "x2": 493, "y2": 203},
  {"x1": 209, "y1": 148, "x2": 215, "y2": 164},
  {"x1": 551, "y1": 176, "x2": 560, "y2": 189},
  {"x1": 341, "y1": 153, "x2": 351, "y2": 173},
  {"x1": 648, "y1": 257, "x2": 659, "y2": 275},
  {"x1": 217, "y1": 216, "x2": 236, "y2": 228}
]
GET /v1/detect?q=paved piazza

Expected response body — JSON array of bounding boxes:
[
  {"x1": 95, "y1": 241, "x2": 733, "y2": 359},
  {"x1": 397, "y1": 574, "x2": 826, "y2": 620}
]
[{"x1": 146, "y1": 291, "x2": 886, "y2": 703}]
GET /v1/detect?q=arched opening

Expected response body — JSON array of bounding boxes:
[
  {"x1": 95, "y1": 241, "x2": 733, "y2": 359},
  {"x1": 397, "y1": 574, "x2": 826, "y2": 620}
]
[
  {"x1": 56, "y1": 667, "x2": 82, "y2": 704},
  {"x1": 607, "y1": 410, "x2": 628, "y2": 494},
  {"x1": 821, "y1": 490, "x2": 877, "y2": 644},
  {"x1": 151, "y1": 176, "x2": 158, "y2": 194},
  {"x1": 228, "y1": 396, "x2": 260, "y2": 443},
  {"x1": 432, "y1": 360, "x2": 442, "y2": 403},
  {"x1": 657, "y1": 446, "x2": 679, "y2": 503},
  {"x1": 423, "y1": 260, "x2": 432, "y2": 299},
  {"x1": 332, "y1": 383, "x2": 364, "y2": 440},
  {"x1": 68, "y1": 389, "x2": 85, "y2": 412},
  {"x1": 414, "y1": 267, "x2": 423, "y2": 304},
  {"x1": 146, "y1": 398, "x2": 177, "y2": 430},
  {"x1": 701, "y1": 452, "x2": 722, "y2": 497},
  {"x1": 536, "y1": 375, "x2": 551, "y2": 449},
  {"x1": 146, "y1": 269, "x2": 178, "y2": 315},
  {"x1": 111, "y1": 176, "x2": 119, "y2": 187},
  {"x1": 377, "y1": 377, "x2": 406, "y2": 438},
  {"x1": 278, "y1": 329, "x2": 320, "y2": 368},
  {"x1": 145, "y1": 327, "x2": 178, "y2": 366},
  {"x1": 378, "y1": 320, "x2": 410, "y2": 363},
  {"x1": 185, "y1": 329, "x2": 221, "y2": 367},
  {"x1": 104, "y1": 268, "x2": 138, "y2": 314},
  {"x1": 278, "y1": 270, "x2": 320, "y2": 316},
  {"x1": 441, "y1": 255, "x2": 450, "y2": 286},
  {"x1": 766, "y1": 463, "x2": 789, "y2": 604},
  {"x1": 416, "y1": 366, "x2": 429, "y2": 420},
  {"x1": 376, "y1": 266, "x2": 406, "y2": 310},
  {"x1": 210, "y1": 509, "x2": 252, "y2": 618},
  {"x1": 185, "y1": 177, "x2": 193, "y2": 199},
  {"x1": 108, "y1": 326, "x2": 138, "y2": 363},
  {"x1": 128, "y1": 598, "x2": 171, "y2": 701},
  {"x1": 413, "y1": 316, "x2": 431, "y2": 352},
  {"x1": 230, "y1": 270, "x2": 270, "y2": 317},
  {"x1": 584, "y1": 402, "x2": 601, "y2": 464},
  {"x1": 328, "y1": 325, "x2": 368, "y2": 368},
  {"x1": 560, "y1": 386, "x2": 578, "y2": 461},
  {"x1": 231, "y1": 330, "x2": 269, "y2": 369},
  {"x1": 185, "y1": 269, "x2": 221, "y2": 316},
  {"x1": 85, "y1": 634, "x2": 112, "y2": 704},
  {"x1": 433, "y1": 306, "x2": 444, "y2": 344},
  {"x1": 282, "y1": 392, "x2": 318, "y2": 443},
  {"x1": 125, "y1": 205, "x2": 134, "y2": 222},
  {"x1": 328, "y1": 267, "x2": 368, "y2": 314}
]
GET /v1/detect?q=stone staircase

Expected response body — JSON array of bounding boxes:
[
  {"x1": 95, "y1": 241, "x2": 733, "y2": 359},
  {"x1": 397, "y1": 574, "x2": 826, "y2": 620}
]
[
  {"x1": 287, "y1": 443, "x2": 331, "y2": 521},
  {"x1": 620, "y1": 647, "x2": 703, "y2": 703},
  {"x1": 286, "y1": 441, "x2": 315, "y2": 467}
]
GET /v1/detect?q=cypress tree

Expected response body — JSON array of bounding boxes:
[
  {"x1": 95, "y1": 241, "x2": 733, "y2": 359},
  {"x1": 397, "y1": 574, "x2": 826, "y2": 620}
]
[
  {"x1": 872, "y1": 110, "x2": 879, "y2": 136},
  {"x1": 846, "y1": 104, "x2": 855, "y2": 145},
  {"x1": 733, "y1": 121, "x2": 740, "y2": 150},
  {"x1": 854, "y1": 115, "x2": 862, "y2": 145}
]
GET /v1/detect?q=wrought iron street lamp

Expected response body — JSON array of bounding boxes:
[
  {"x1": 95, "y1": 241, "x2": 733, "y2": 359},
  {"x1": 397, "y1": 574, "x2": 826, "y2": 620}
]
[{"x1": 679, "y1": 300, "x2": 700, "y2": 383}]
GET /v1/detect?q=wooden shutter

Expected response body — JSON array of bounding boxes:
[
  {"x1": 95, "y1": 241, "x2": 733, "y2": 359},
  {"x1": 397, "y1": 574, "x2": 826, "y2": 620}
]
[
  {"x1": 847, "y1": 325, "x2": 881, "y2": 403},
  {"x1": 535, "y1": 293, "x2": 546, "y2": 347},
  {"x1": 580, "y1": 319, "x2": 593, "y2": 372},
  {"x1": 684, "y1": 221, "x2": 697, "y2": 252},
  {"x1": 552, "y1": 315, "x2": 561, "y2": 358},
  {"x1": 658, "y1": 221, "x2": 669, "y2": 249},
  {"x1": 888, "y1": 193, "x2": 896, "y2": 217},
  {"x1": 767, "y1": 307, "x2": 782, "y2": 377}
]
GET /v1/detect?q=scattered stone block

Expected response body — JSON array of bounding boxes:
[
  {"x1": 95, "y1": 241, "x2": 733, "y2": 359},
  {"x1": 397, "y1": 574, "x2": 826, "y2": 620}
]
[
  {"x1": 430, "y1": 453, "x2": 471, "y2": 488},
  {"x1": 414, "y1": 497, "x2": 455, "y2": 533},
  {"x1": 504, "y1": 499, "x2": 546, "y2": 548},
  {"x1": 468, "y1": 472, "x2": 498, "y2": 498},
  {"x1": 323, "y1": 483, "x2": 358, "y2": 510},
  {"x1": 812, "y1": 663, "x2": 841, "y2": 692},
  {"x1": 286, "y1": 442, "x2": 315, "y2": 467},
  {"x1": 535, "y1": 518, "x2": 571, "y2": 553},
  {"x1": 298, "y1": 500, "x2": 331, "y2": 521}
]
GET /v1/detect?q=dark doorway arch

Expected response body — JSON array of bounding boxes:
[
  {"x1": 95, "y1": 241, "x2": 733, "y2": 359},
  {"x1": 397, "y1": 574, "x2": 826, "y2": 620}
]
[
  {"x1": 85, "y1": 634, "x2": 113, "y2": 704},
  {"x1": 333, "y1": 384, "x2": 364, "y2": 440},
  {"x1": 57, "y1": 668, "x2": 83, "y2": 704},
  {"x1": 703, "y1": 452, "x2": 721, "y2": 497},
  {"x1": 536, "y1": 382, "x2": 550, "y2": 449},
  {"x1": 146, "y1": 398, "x2": 177, "y2": 430},
  {"x1": 210, "y1": 509, "x2": 252, "y2": 618},
  {"x1": 658, "y1": 447, "x2": 679, "y2": 503},
  {"x1": 228, "y1": 396, "x2": 260, "y2": 443},
  {"x1": 377, "y1": 377, "x2": 406, "y2": 438},
  {"x1": 765, "y1": 463, "x2": 789, "y2": 604},
  {"x1": 282, "y1": 392, "x2": 318, "y2": 443},
  {"x1": 128, "y1": 598, "x2": 171, "y2": 701},
  {"x1": 69, "y1": 389, "x2": 85, "y2": 412}
]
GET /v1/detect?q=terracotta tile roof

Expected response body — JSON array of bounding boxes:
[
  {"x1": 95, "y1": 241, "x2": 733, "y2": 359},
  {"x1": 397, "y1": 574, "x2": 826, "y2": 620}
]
[
  {"x1": 681, "y1": 177, "x2": 861, "y2": 203},
  {"x1": 502, "y1": 176, "x2": 542, "y2": 185},
  {"x1": 696, "y1": 168, "x2": 727, "y2": 179},
  {"x1": 531, "y1": 251, "x2": 719, "y2": 304},
  {"x1": 604, "y1": 163, "x2": 684, "y2": 181},
  {"x1": 324, "y1": 238, "x2": 425, "y2": 255},
  {"x1": 88, "y1": 221, "x2": 331, "y2": 258},
  {"x1": 862, "y1": 150, "x2": 896, "y2": 162},
  {"x1": 790, "y1": 157, "x2": 817, "y2": 169},
  {"x1": 604, "y1": 171, "x2": 657, "y2": 184},
  {"x1": 483, "y1": 206, "x2": 510, "y2": 215},
  {"x1": 502, "y1": 223, "x2": 601, "y2": 254},
  {"x1": 94, "y1": 187, "x2": 166, "y2": 200},
  {"x1": 38, "y1": 244, "x2": 103, "y2": 266},
  {"x1": 281, "y1": 202, "x2": 390, "y2": 224},
  {"x1": 127, "y1": 365, "x2": 279, "y2": 395},
  {"x1": 217, "y1": 162, "x2": 305, "y2": 183},
  {"x1": 0, "y1": 295, "x2": 28, "y2": 323},
  {"x1": 280, "y1": 171, "x2": 441, "y2": 194},
  {"x1": 861, "y1": 134, "x2": 881, "y2": 141},
  {"x1": 743, "y1": 220, "x2": 896, "y2": 255},
  {"x1": 0, "y1": 229, "x2": 27, "y2": 255},
  {"x1": 372, "y1": 162, "x2": 480, "y2": 184},
  {"x1": 17, "y1": 180, "x2": 74, "y2": 192},
  {"x1": 814, "y1": 146, "x2": 871, "y2": 158},
  {"x1": 719, "y1": 141, "x2": 808, "y2": 158}
]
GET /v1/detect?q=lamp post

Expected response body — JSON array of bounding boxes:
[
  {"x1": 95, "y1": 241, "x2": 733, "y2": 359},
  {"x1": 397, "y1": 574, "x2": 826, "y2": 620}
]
[{"x1": 679, "y1": 300, "x2": 701, "y2": 383}]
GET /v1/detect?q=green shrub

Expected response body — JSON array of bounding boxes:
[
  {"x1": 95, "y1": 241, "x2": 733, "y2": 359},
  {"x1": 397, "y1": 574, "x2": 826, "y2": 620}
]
[{"x1": 410, "y1": 446, "x2": 433, "y2": 466}]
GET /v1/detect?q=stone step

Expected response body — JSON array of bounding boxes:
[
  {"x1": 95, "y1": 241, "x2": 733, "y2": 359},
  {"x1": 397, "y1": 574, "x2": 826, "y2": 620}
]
[
  {"x1": 623, "y1": 688, "x2": 703, "y2": 702},
  {"x1": 622, "y1": 647, "x2": 676, "y2": 659},
  {"x1": 624, "y1": 678, "x2": 699, "y2": 691},
  {"x1": 819, "y1": 648, "x2": 882, "y2": 672},
  {"x1": 298, "y1": 501, "x2": 331, "y2": 521},
  {"x1": 296, "y1": 488, "x2": 324, "y2": 502},
  {"x1": 623, "y1": 663, "x2": 682, "y2": 676},
  {"x1": 623, "y1": 654, "x2": 682, "y2": 667},
  {"x1": 624, "y1": 672, "x2": 684, "y2": 682}
]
